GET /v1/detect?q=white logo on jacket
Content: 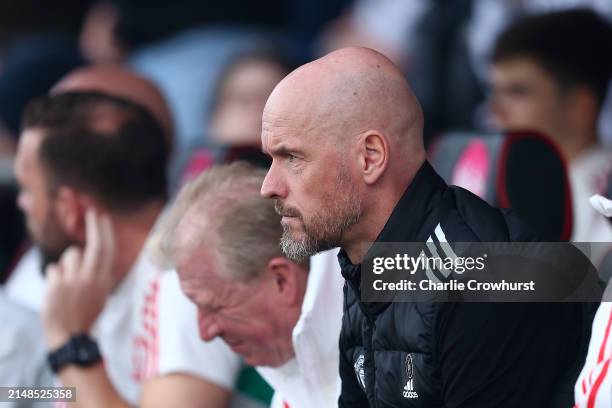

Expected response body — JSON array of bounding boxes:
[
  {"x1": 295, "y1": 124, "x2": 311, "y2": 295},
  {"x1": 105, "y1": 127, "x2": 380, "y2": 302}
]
[
  {"x1": 424, "y1": 223, "x2": 458, "y2": 284},
  {"x1": 403, "y1": 354, "x2": 419, "y2": 399},
  {"x1": 354, "y1": 354, "x2": 366, "y2": 392}
]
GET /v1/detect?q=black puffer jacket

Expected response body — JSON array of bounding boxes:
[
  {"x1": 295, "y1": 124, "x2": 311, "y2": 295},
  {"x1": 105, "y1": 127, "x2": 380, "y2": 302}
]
[{"x1": 338, "y1": 161, "x2": 592, "y2": 408}]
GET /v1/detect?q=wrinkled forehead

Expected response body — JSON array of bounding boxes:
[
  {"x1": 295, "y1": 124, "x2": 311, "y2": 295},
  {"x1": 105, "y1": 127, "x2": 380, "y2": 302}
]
[
  {"x1": 261, "y1": 83, "x2": 342, "y2": 153},
  {"x1": 261, "y1": 110, "x2": 338, "y2": 160},
  {"x1": 177, "y1": 254, "x2": 246, "y2": 308},
  {"x1": 178, "y1": 265, "x2": 225, "y2": 306},
  {"x1": 263, "y1": 79, "x2": 314, "y2": 125},
  {"x1": 262, "y1": 101, "x2": 309, "y2": 151},
  {"x1": 262, "y1": 105, "x2": 302, "y2": 139}
]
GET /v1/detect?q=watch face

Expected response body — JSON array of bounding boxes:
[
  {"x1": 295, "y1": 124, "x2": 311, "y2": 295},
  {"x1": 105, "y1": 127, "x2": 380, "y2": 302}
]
[
  {"x1": 78, "y1": 349, "x2": 92, "y2": 361},
  {"x1": 72, "y1": 335, "x2": 101, "y2": 366}
]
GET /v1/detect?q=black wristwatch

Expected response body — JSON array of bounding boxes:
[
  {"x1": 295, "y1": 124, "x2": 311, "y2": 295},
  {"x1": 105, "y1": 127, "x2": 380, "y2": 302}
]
[{"x1": 47, "y1": 333, "x2": 102, "y2": 373}]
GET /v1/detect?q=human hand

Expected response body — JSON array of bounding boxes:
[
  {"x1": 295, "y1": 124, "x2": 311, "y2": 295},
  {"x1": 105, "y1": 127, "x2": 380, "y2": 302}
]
[{"x1": 42, "y1": 209, "x2": 116, "y2": 349}]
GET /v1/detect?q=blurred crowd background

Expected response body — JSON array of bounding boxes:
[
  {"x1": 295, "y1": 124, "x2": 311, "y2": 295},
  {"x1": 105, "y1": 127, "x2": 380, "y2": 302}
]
[{"x1": 0, "y1": 0, "x2": 611, "y2": 278}]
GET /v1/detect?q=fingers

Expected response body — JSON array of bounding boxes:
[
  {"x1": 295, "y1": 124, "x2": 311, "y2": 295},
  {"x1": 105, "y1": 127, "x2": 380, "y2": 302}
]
[
  {"x1": 98, "y1": 213, "x2": 116, "y2": 284},
  {"x1": 41, "y1": 209, "x2": 116, "y2": 342},
  {"x1": 45, "y1": 263, "x2": 62, "y2": 286},
  {"x1": 60, "y1": 246, "x2": 82, "y2": 282},
  {"x1": 80, "y1": 208, "x2": 117, "y2": 291},
  {"x1": 82, "y1": 208, "x2": 102, "y2": 279}
]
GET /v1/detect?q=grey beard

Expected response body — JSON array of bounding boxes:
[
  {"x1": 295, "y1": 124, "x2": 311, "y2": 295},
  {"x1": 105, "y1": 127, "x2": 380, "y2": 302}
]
[
  {"x1": 279, "y1": 207, "x2": 360, "y2": 262},
  {"x1": 280, "y1": 225, "x2": 317, "y2": 263}
]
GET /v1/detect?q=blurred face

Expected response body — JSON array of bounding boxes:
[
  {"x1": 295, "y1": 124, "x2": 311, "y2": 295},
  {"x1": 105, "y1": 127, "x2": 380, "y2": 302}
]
[
  {"x1": 211, "y1": 59, "x2": 287, "y2": 146},
  {"x1": 489, "y1": 57, "x2": 570, "y2": 144},
  {"x1": 260, "y1": 104, "x2": 362, "y2": 262},
  {"x1": 177, "y1": 241, "x2": 293, "y2": 367},
  {"x1": 14, "y1": 129, "x2": 76, "y2": 268}
]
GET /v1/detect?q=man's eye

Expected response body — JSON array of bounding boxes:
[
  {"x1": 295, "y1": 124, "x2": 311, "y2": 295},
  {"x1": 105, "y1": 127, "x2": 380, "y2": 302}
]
[{"x1": 288, "y1": 154, "x2": 298, "y2": 163}]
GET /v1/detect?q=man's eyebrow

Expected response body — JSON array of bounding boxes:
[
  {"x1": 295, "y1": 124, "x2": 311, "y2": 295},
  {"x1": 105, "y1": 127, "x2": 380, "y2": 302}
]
[{"x1": 268, "y1": 144, "x2": 294, "y2": 156}]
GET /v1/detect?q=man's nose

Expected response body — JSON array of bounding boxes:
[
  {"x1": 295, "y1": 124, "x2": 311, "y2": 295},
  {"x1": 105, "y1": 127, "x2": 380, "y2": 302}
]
[
  {"x1": 197, "y1": 309, "x2": 221, "y2": 342},
  {"x1": 490, "y1": 99, "x2": 508, "y2": 127},
  {"x1": 261, "y1": 163, "x2": 286, "y2": 199}
]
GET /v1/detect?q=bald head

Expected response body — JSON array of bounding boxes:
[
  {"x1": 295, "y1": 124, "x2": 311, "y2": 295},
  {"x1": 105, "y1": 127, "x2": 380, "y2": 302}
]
[
  {"x1": 52, "y1": 66, "x2": 173, "y2": 151},
  {"x1": 261, "y1": 48, "x2": 428, "y2": 263},
  {"x1": 264, "y1": 47, "x2": 424, "y2": 159}
]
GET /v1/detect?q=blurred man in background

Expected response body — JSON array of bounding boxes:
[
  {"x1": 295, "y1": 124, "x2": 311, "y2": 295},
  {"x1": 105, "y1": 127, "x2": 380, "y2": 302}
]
[
  {"x1": 4, "y1": 65, "x2": 174, "y2": 309},
  {"x1": 489, "y1": 8, "x2": 612, "y2": 244},
  {"x1": 14, "y1": 91, "x2": 241, "y2": 407}
]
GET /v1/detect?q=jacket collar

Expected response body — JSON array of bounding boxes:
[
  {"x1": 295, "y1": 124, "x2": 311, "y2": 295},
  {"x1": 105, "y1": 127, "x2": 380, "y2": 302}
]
[
  {"x1": 338, "y1": 161, "x2": 447, "y2": 280},
  {"x1": 375, "y1": 160, "x2": 447, "y2": 244}
]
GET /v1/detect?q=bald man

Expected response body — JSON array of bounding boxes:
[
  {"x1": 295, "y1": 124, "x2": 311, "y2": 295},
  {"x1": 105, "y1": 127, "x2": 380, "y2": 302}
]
[
  {"x1": 52, "y1": 65, "x2": 174, "y2": 152},
  {"x1": 261, "y1": 48, "x2": 588, "y2": 407}
]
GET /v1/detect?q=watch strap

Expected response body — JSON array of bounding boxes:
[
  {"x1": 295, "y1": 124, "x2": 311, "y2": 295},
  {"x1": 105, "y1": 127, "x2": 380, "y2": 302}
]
[{"x1": 47, "y1": 333, "x2": 102, "y2": 373}]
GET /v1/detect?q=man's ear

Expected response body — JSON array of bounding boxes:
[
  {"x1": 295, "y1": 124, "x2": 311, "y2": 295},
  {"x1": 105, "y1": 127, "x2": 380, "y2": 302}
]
[
  {"x1": 53, "y1": 186, "x2": 88, "y2": 241},
  {"x1": 358, "y1": 130, "x2": 389, "y2": 185},
  {"x1": 266, "y1": 256, "x2": 305, "y2": 306}
]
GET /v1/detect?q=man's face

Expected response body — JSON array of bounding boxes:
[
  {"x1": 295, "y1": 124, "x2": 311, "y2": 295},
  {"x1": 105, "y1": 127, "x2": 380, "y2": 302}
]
[
  {"x1": 14, "y1": 129, "x2": 76, "y2": 268},
  {"x1": 260, "y1": 106, "x2": 362, "y2": 262},
  {"x1": 177, "y1": 242, "x2": 292, "y2": 367},
  {"x1": 489, "y1": 57, "x2": 569, "y2": 144}
]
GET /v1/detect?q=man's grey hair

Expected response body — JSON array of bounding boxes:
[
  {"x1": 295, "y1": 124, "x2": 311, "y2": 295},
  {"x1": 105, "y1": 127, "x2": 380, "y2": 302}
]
[{"x1": 155, "y1": 161, "x2": 288, "y2": 282}]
